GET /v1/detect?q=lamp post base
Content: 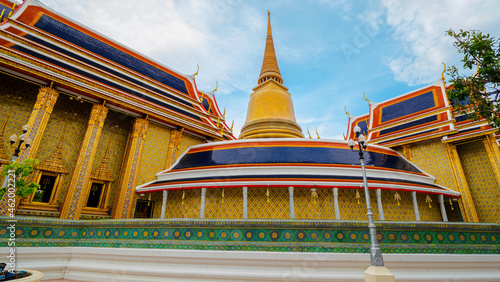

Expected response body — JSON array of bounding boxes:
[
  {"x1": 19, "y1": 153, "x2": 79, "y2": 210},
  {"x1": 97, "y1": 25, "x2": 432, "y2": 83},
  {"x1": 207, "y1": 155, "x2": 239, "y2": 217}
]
[{"x1": 364, "y1": 266, "x2": 395, "y2": 282}]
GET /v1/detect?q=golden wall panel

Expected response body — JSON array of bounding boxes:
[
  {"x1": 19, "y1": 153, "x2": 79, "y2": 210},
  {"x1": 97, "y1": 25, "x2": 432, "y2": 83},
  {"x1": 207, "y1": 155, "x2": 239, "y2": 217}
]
[
  {"x1": 0, "y1": 74, "x2": 38, "y2": 159},
  {"x1": 132, "y1": 122, "x2": 172, "y2": 215},
  {"x1": 457, "y1": 141, "x2": 500, "y2": 223},
  {"x1": 92, "y1": 109, "x2": 132, "y2": 206},
  {"x1": 178, "y1": 133, "x2": 205, "y2": 157},
  {"x1": 382, "y1": 190, "x2": 414, "y2": 221},
  {"x1": 338, "y1": 188, "x2": 375, "y2": 220},
  {"x1": 410, "y1": 139, "x2": 458, "y2": 190},
  {"x1": 248, "y1": 187, "x2": 289, "y2": 219},
  {"x1": 151, "y1": 191, "x2": 163, "y2": 218},
  {"x1": 205, "y1": 187, "x2": 243, "y2": 219},
  {"x1": 163, "y1": 189, "x2": 201, "y2": 219},
  {"x1": 294, "y1": 188, "x2": 335, "y2": 220},
  {"x1": 33, "y1": 94, "x2": 91, "y2": 203},
  {"x1": 416, "y1": 193, "x2": 442, "y2": 221},
  {"x1": 136, "y1": 122, "x2": 171, "y2": 186}
]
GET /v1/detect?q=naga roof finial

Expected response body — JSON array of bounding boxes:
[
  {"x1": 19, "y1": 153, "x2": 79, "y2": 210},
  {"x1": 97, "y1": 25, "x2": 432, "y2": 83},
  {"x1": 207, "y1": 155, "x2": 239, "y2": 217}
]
[
  {"x1": 344, "y1": 106, "x2": 351, "y2": 117},
  {"x1": 441, "y1": 62, "x2": 446, "y2": 86},
  {"x1": 363, "y1": 92, "x2": 371, "y2": 105},
  {"x1": 213, "y1": 81, "x2": 218, "y2": 93},
  {"x1": 193, "y1": 64, "x2": 199, "y2": 78}
]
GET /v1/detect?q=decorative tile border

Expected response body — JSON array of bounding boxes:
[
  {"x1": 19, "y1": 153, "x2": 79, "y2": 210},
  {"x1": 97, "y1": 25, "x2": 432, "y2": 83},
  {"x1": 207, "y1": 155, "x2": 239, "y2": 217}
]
[{"x1": 1, "y1": 216, "x2": 498, "y2": 254}]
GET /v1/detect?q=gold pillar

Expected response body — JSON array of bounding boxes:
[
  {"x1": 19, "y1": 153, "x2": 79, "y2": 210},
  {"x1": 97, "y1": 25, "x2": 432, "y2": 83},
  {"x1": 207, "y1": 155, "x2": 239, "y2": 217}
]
[
  {"x1": 482, "y1": 134, "x2": 500, "y2": 188},
  {"x1": 19, "y1": 86, "x2": 59, "y2": 161},
  {"x1": 164, "y1": 127, "x2": 184, "y2": 169},
  {"x1": 444, "y1": 143, "x2": 479, "y2": 222},
  {"x1": 0, "y1": 86, "x2": 58, "y2": 216},
  {"x1": 59, "y1": 103, "x2": 108, "y2": 220},
  {"x1": 113, "y1": 118, "x2": 148, "y2": 219}
]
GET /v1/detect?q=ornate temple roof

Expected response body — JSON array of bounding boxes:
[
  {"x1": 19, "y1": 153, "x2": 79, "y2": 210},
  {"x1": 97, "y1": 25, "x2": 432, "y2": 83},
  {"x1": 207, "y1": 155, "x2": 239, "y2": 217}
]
[
  {"x1": 136, "y1": 139, "x2": 460, "y2": 198},
  {"x1": 346, "y1": 78, "x2": 497, "y2": 147},
  {"x1": 0, "y1": 0, "x2": 234, "y2": 140}
]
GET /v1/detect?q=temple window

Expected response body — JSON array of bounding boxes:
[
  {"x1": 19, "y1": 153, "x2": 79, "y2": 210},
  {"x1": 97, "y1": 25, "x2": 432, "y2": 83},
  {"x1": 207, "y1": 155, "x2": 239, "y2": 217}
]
[
  {"x1": 134, "y1": 199, "x2": 154, "y2": 218},
  {"x1": 32, "y1": 173, "x2": 58, "y2": 203},
  {"x1": 18, "y1": 137, "x2": 69, "y2": 213},
  {"x1": 86, "y1": 182, "x2": 105, "y2": 208},
  {"x1": 81, "y1": 147, "x2": 114, "y2": 216}
]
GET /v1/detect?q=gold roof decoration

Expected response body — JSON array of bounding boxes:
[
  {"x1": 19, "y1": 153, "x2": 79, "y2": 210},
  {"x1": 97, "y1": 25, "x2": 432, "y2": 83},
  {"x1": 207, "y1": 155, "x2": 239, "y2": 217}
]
[
  {"x1": 0, "y1": 114, "x2": 11, "y2": 165},
  {"x1": 258, "y1": 11, "x2": 283, "y2": 85},
  {"x1": 36, "y1": 133, "x2": 70, "y2": 174},
  {"x1": 89, "y1": 141, "x2": 114, "y2": 182}
]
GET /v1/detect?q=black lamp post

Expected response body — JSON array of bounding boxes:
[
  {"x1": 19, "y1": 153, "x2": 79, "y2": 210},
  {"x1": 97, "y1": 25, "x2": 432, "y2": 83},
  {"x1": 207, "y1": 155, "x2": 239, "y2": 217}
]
[
  {"x1": 8, "y1": 124, "x2": 32, "y2": 161},
  {"x1": 348, "y1": 125, "x2": 385, "y2": 267}
]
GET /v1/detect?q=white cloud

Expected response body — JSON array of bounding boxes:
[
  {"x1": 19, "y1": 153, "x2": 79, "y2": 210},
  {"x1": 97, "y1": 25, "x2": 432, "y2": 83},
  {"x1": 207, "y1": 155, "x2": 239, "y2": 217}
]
[{"x1": 377, "y1": 0, "x2": 500, "y2": 86}]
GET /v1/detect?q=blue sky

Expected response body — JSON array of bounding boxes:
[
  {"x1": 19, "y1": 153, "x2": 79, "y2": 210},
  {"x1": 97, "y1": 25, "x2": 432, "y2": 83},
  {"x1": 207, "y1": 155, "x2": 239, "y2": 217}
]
[{"x1": 41, "y1": 0, "x2": 500, "y2": 139}]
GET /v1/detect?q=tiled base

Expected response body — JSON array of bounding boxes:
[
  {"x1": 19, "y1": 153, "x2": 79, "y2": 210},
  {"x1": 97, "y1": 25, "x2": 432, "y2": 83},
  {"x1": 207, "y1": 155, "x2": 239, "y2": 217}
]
[{"x1": 1, "y1": 216, "x2": 499, "y2": 254}]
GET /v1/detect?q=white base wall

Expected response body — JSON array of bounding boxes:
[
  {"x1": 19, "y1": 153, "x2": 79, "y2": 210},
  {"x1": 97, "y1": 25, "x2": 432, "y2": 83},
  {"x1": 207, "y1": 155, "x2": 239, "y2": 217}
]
[{"x1": 3, "y1": 247, "x2": 500, "y2": 281}]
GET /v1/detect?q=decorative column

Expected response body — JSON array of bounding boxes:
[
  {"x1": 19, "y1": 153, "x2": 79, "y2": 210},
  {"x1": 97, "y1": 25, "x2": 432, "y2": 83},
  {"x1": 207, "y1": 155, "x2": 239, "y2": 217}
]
[
  {"x1": 113, "y1": 118, "x2": 148, "y2": 219},
  {"x1": 482, "y1": 134, "x2": 500, "y2": 188},
  {"x1": 412, "y1": 191, "x2": 420, "y2": 221},
  {"x1": 288, "y1": 186, "x2": 294, "y2": 219},
  {"x1": 200, "y1": 188, "x2": 206, "y2": 218},
  {"x1": 19, "y1": 86, "x2": 59, "y2": 161},
  {"x1": 438, "y1": 194, "x2": 448, "y2": 222},
  {"x1": 444, "y1": 143, "x2": 479, "y2": 222},
  {"x1": 59, "y1": 103, "x2": 108, "y2": 220},
  {"x1": 161, "y1": 190, "x2": 168, "y2": 219},
  {"x1": 376, "y1": 189, "x2": 385, "y2": 220},
  {"x1": 333, "y1": 188, "x2": 340, "y2": 220},
  {"x1": 242, "y1": 186, "x2": 248, "y2": 219},
  {"x1": 164, "y1": 127, "x2": 184, "y2": 169}
]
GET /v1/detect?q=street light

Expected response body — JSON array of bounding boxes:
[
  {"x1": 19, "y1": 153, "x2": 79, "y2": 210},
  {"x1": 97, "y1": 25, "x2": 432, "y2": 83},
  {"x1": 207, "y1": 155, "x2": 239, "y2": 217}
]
[
  {"x1": 8, "y1": 124, "x2": 32, "y2": 161},
  {"x1": 349, "y1": 125, "x2": 385, "y2": 267}
]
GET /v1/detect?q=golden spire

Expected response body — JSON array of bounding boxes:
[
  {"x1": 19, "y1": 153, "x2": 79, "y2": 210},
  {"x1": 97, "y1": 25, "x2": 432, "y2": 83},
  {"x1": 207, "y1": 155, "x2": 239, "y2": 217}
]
[
  {"x1": 239, "y1": 11, "x2": 303, "y2": 139},
  {"x1": 258, "y1": 11, "x2": 282, "y2": 85}
]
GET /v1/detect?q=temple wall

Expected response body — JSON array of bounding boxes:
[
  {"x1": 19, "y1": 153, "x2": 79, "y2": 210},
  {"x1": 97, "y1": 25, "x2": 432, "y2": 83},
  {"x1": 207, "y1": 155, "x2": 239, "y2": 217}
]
[
  {"x1": 457, "y1": 140, "x2": 500, "y2": 223},
  {"x1": 416, "y1": 193, "x2": 443, "y2": 221},
  {"x1": 0, "y1": 74, "x2": 38, "y2": 158},
  {"x1": 338, "y1": 188, "x2": 381, "y2": 220},
  {"x1": 294, "y1": 187, "x2": 335, "y2": 220},
  {"x1": 33, "y1": 94, "x2": 92, "y2": 203},
  {"x1": 178, "y1": 132, "x2": 206, "y2": 156},
  {"x1": 381, "y1": 190, "x2": 414, "y2": 221},
  {"x1": 205, "y1": 187, "x2": 243, "y2": 219},
  {"x1": 134, "y1": 122, "x2": 172, "y2": 216},
  {"x1": 248, "y1": 187, "x2": 290, "y2": 219},
  {"x1": 91, "y1": 109, "x2": 132, "y2": 207},
  {"x1": 409, "y1": 139, "x2": 458, "y2": 191},
  {"x1": 163, "y1": 189, "x2": 201, "y2": 218}
]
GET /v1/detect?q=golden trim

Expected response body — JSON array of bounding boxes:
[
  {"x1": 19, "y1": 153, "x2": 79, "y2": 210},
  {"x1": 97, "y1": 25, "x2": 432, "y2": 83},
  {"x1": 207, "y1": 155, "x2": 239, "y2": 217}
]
[
  {"x1": 444, "y1": 143, "x2": 479, "y2": 222},
  {"x1": 482, "y1": 134, "x2": 500, "y2": 188}
]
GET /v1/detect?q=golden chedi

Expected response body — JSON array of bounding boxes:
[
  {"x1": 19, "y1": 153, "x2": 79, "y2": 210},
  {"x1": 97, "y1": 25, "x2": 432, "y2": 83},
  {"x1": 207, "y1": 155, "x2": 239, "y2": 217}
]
[{"x1": 239, "y1": 12, "x2": 304, "y2": 139}]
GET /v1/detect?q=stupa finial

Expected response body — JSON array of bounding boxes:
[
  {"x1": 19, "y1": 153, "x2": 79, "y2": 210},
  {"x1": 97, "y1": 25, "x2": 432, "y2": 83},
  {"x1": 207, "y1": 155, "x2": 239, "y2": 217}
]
[{"x1": 258, "y1": 10, "x2": 282, "y2": 85}]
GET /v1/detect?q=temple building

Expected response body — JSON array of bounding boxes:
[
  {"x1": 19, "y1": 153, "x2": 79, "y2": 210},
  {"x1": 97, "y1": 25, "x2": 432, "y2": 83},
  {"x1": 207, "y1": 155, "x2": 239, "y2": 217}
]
[
  {"x1": 346, "y1": 77, "x2": 500, "y2": 223},
  {"x1": 0, "y1": 0, "x2": 234, "y2": 220},
  {"x1": 0, "y1": 1, "x2": 499, "y2": 281},
  {"x1": 137, "y1": 11, "x2": 461, "y2": 223}
]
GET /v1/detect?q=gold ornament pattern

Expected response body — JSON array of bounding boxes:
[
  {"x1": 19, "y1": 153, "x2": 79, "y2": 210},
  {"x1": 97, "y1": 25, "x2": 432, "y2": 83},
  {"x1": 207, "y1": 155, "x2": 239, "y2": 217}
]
[
  {"x1": 457, "y1": 141, "x2": 500, "y2": 223},
  {"x1": 205, "y1": 187, "x2": 243, "y2": 219}
]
